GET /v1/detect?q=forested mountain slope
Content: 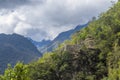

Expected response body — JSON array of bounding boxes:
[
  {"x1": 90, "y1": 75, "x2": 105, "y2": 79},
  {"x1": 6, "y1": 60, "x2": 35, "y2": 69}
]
[{"x1": 0, "y1": 1, "x2": 120, "y2": 80}]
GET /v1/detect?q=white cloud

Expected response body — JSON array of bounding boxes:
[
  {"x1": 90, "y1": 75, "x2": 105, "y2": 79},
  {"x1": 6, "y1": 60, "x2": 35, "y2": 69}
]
[
  {"x1": 14, "y1": 22, "x2": 32, "y2": 35},
  {"x1": 0, "y1": 0, "x2": 118, "y2": 41}
]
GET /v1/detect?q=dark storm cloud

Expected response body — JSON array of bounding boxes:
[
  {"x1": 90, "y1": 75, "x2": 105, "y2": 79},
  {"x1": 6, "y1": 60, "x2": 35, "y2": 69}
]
[
  {"x1": 0, "y1": 0, "x2": 44, "y2": 9},
  {"x1": 0, "y1": 0, "x2": 29, "y2": 9}
]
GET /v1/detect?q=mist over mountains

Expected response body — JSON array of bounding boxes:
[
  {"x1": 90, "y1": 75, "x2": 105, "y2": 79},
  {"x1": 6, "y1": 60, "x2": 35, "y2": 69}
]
[
  {"x1": 30, "y1": 23, "x2": 88, "y2": 53},
  {"x1": 0, "y1": 23, "x2": 87, "y2": 74}
]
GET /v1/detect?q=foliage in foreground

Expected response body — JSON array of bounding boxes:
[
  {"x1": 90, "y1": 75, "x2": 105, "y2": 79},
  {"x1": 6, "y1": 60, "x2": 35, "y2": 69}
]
[{"x1": 1, "y1": 1, "x2": 120, "y2": 80}]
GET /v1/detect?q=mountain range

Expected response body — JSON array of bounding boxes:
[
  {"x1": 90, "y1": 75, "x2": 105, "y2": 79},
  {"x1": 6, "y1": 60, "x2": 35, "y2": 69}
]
[
  {"x1": 31, "y1": 23, "x2": 88, "y2": 53},
  {"x1": 0, "y1": 33, "x2": 42, "y2": 74},
  {"x1": 0, "y1": 1, "x2": 120, "y2": 80},
  {"x1": 0, "y1": 23, "x2": 88, "y2": 74}
]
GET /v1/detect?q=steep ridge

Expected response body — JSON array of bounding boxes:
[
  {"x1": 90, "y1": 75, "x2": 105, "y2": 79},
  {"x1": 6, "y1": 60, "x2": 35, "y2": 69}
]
[
  {"x1": 39, "y1": 23, "x2": 88, "y2": 53},
  {"x1": 26, "y1": 1, "x2": 120, "y2": 80},
  {"x1": 0, "y1": 33, "x2": 41, "y2": 74}
]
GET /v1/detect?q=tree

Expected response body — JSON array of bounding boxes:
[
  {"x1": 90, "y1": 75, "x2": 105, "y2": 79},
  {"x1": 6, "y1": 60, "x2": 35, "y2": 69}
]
[
  {"x1": 3, "y1": 62, "x2": 30, "y2": 80},
  {"x1": 4, "y1": 64, "x2": 14, "y2": 80}
]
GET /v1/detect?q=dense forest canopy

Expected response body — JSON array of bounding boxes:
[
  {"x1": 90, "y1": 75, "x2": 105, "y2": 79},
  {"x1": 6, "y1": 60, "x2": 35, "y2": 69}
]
[{"x1": 0, "y1": 1, "x2": 120, "y2": 80}]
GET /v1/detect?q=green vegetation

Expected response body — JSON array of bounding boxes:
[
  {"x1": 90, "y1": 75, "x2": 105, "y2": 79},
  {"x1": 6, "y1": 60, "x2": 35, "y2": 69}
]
[{"x1": 1, "y1": 1, "x2": 120, "y2": 80}]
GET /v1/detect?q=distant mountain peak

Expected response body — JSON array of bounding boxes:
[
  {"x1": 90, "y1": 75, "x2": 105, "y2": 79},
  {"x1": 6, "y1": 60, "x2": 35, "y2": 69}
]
[
  {"x1": 31, "y1": 23, "x2": 88, "y2": 53},
  {"x1": 0, "y1": 33, "x2": 42, "y2": 74}
]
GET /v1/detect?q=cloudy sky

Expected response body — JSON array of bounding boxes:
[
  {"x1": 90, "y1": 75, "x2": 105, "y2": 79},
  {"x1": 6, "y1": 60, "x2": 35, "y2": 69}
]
[{"x1": 0, "y1": 0, "x2": 118, "y2": 41}]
